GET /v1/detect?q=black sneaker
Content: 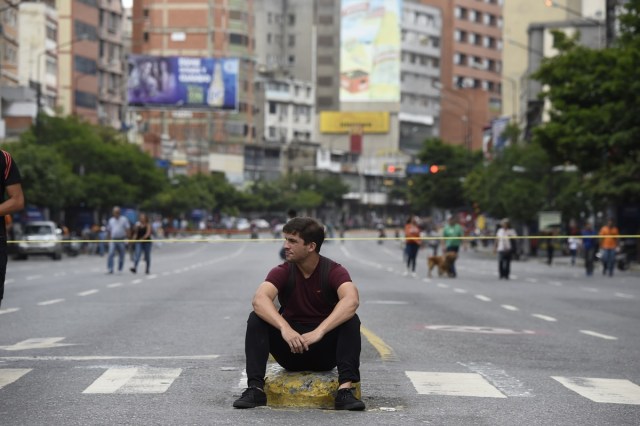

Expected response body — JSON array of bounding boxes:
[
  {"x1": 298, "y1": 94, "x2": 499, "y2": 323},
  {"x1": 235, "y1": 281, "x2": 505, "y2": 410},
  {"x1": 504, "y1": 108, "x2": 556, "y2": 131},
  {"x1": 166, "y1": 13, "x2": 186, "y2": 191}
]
[
  {"x1": 335, "y1": 388, "x2": 365, "y2": 411},
  {"x1": 233, "y1": 387, "x2": 267, "y2": 409}
]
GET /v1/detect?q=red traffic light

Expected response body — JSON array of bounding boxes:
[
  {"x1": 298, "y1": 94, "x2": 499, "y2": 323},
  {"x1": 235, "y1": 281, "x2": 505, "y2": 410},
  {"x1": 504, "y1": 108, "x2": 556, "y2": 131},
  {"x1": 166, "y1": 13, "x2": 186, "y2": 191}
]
[
  {"x1": 387, "y1": 164, "x2": 396, "y2": 173},
  {"x1": 430, "y1": 164, "x2": 439, "y2": 173}
]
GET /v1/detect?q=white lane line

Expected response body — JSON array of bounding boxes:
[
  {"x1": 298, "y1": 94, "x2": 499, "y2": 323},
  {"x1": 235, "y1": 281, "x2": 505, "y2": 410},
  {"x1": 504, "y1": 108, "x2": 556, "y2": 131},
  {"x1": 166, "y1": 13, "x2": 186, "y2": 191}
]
[
  {"x1": 552, "y1": 377, "x2": 640, "y2": 404},
  {"x1": 422, "y1": 278, "x2": 431, "y2": 283},
  {"x1": 475, "y1": 295, "x2": 492, "y2": 302},
  {"x1": 131, "y1": 279, "x2": 143, "y2": 285},
  {"x1": 26, "y1": 275, "x2": 43, "y2": 281},
  {"x1": 83, "y1": 367, "x2": 182, "y2": 394},
  {"x1": 549, "y1": 281, "x2": 563, "y2": 286},
  {"x1": 5, "y1": 278, "x2": 14, "y2": 284},
  {"x1": 580, "y1": 330, "x2": 618, "y2": 340},
  {"x1": 501, "y1": 304, "x2": 519, "y2": 311},
  {"x1": 615, "y1": 292, "x2": 635, "y2": 299},
  {"x1": 581, "y1": 287, "x2": 599, "y2": 293},
  {"x1": 532, "y1": 314, "x2": 557, "y2": 322},
  {"x1": 162, "y1": 271, "x2": 171, "y2": 276},
  {"x1": 0, "y1": 355, "x2": 219, "y2": 361},
  {"x1": 525, "y1": 278, "x2": 538, "y2": 283},
  {"x1": 454, "y1": 288, "x2": 467, "y2": 294},
  {"x1": 107, "y1": 283, "x2": 123, "y2": 288},
  {"x1": 37, "y1": 299, "x2": 65, "y2": 306},
  {"x1": 460, "y1": 362, "x2": 534, "y2": 397},
  {"x1": 77, "y1": 289, "x2": 99, "y2": 297},
  {"x1": 436, "y1": 283, "x2": 449, "y2": 288},
  {"x1": 146, "y1": 274, "x2": 157, "y2": 279},
  {"x1": 0, "y1": 369, "x2": 32, "y2": 389},
  {"x1": 406, "y1": 371, "x2": 506, "y2": 398},
  {"x1": 0, "y1": 308, "x2": 20, "y2": 315}
]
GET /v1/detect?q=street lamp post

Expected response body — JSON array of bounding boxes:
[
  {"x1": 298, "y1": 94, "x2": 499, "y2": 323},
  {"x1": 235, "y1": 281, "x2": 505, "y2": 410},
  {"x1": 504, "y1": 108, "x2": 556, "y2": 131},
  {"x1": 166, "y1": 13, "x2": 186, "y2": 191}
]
[{"x1": 502, "y1": 75, "x2": 518, "y2": 124}]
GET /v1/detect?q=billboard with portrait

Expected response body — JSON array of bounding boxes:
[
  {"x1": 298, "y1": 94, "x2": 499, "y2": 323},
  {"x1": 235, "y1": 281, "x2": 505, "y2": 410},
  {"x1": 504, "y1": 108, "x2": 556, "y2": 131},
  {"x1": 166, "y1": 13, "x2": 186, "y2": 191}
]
[
  {"x1": 127, "y1": 55, "x2": 239, "y2": 110},
  {"x1": 340, "y1": 0, "x2": 402, "y2": 102}
]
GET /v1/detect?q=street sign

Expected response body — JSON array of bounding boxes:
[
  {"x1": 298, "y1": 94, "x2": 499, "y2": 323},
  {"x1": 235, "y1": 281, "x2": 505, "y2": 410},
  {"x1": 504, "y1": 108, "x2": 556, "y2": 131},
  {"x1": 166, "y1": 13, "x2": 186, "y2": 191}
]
[{"x1": 406, "y1": 164, "x2": 430, "y2": 175}]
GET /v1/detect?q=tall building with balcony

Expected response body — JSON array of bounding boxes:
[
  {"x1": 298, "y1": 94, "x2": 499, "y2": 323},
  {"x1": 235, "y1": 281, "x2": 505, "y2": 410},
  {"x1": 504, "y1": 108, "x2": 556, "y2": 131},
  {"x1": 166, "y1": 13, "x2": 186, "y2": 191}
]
[
  {"x1": 55, "y1": 0, "x2": 124, "y2": 128},
  {"x1": 130, "y1": 0, "x2": 256, "y2": 182},
  {"x1": 421, "y1": 0, "x2": 503, "y2": 152}
]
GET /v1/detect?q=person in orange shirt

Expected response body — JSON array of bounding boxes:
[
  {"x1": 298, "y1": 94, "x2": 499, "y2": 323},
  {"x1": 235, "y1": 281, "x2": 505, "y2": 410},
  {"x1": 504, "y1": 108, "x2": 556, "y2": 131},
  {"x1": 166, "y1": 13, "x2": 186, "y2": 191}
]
[
  {"x1": 598, "y1": 218, "x2": 619, "y2": 277},
  {"x1": 403, "y1": 215, "x2": 421, "y2": 277}
]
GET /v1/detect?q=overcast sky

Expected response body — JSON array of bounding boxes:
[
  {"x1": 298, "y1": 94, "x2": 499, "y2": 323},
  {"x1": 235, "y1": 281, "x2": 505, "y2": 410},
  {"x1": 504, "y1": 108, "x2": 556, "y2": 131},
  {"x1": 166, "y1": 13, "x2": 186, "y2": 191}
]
[{"x1": 122, "y1": 0, "x2": 132, "y2": 8}]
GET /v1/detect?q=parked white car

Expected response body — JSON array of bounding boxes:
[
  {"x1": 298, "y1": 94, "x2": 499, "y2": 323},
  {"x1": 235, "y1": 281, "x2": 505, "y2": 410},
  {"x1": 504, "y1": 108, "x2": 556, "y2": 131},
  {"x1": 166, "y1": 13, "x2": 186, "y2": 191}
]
[{"x1": 15, "y1": 221, "x2": 63, "y2": 260}]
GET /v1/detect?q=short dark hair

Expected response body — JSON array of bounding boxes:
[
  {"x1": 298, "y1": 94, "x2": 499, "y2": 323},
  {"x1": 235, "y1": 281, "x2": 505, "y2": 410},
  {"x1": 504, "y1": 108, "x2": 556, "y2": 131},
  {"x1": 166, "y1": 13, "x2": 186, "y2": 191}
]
[
  {"x1": 287, "y1": 209, "x2": 297, "y2": 218},
  {"x1": 283, "y1": 217, "x2": 325, "y2": 253}
]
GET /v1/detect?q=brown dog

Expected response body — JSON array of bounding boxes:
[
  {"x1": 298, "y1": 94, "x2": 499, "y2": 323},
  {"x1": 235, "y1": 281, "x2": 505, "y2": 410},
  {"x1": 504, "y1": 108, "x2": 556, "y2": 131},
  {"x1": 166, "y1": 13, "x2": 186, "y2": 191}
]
[{"x1": 427, "y1": 252, "x2": 457, "y2": 277}]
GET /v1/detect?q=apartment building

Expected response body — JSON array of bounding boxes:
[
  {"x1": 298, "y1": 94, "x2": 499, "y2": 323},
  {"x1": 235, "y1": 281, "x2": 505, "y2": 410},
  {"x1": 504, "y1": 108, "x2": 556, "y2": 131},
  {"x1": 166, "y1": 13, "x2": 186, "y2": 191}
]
[{"x1": 130, "y1": 0, "x2": 256, "y2": 182}]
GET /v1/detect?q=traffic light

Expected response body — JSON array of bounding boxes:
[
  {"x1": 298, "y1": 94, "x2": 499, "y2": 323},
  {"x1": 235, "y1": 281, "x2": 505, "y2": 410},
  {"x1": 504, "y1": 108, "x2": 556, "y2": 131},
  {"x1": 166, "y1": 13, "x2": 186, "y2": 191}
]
[
  {"x1": 387, "y1": 164, "x2": 397, "y2": 174},
  {"x1": 430, "y1": 164, "x2": 439, "y2": 174},
  {"x1": 384, "y1": 164, "x2": 403, "y2": 175}
]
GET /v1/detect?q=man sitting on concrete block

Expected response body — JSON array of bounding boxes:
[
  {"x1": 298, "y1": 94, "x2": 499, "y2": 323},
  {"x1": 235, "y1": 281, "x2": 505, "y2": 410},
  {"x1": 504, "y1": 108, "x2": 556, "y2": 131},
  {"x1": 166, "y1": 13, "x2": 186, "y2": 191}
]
[{"x1": 233, "y1": 217, "x2": 365, "y2": 411}]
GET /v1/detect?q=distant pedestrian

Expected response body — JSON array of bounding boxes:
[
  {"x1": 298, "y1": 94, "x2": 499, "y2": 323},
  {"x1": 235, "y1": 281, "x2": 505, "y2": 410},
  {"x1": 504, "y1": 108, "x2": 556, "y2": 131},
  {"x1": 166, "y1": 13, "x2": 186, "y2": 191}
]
[
  {"x1": 442, "y1": 215, "x2": 463, "y2": 277},
  {"x1": 130, "y1": 212, "x2": 152, "y2": 274},
  {"x1": 545, "y1": 229, "x2": 555, "y2": 265},
  {"x1": 568, "y1": 235, "x2": 579, "y2": 266},
  {"x1": 581, "y1": 223, "x2": 597, "y2": 276},
  {"x1": 0, "y1": 150, "x2": 24, "y2": 307},
  {"x1": 598, "y1": 218, "x2": 619, "y2": 277},
  {"x1": 403, "y1": 215, "x2": 421, "y2": 277},
  {"x1": 106, "y1": 206, "x2": 130, "y2": 274},
  {"x1": 494, "y1": 218, "x2": 517, "y2": 280}
]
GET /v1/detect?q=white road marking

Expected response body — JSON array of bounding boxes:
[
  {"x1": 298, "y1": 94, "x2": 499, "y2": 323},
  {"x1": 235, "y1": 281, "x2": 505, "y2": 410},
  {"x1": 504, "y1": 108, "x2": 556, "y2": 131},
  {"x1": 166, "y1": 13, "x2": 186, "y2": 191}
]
[
  {"x1": 614, "y1": 292, "x2": 635, "y2": 299},
  {"x1": 0, "y1": 337, "x2": 76, "y2": 351},
  {"x1": 454, "y1": 288, "x2": 467, "y2": 294},
  {"x1": 460, "y1": 362, "x2": 534, "y2": 397},
  {"x1": 146, "y1": 274, "x2": 157, "y2": 279},
  {"x1": 5, "y1": 278, "x2": 14, "y2": 284},
  {"x1": 549, "y1": 281, "x2": 563, "y2": 286},
  {"x1": 525, "y1": 278, "x2": 538, "y2": 283},
  {"x1": 437, "y1": 283, "x2": 449, "y2": 288},
  {"x1": 552, "y1": 377, "x2": 640, "y2": 404},
  {"x1": 580, "y1": 330, "x2": 618, "y2": 340},
  {"x1": 37, "y1": 298, "x2": 65, "y2": 306},
  {"x1": 475, "y1": 295, "x2": 492, "y2": 302},
  {"x1": 0, "y1": 368, "x2": 32, "y2": 389},
  {"x1": 83, "y1": 367, "x2": 182, "y2": 394},
  {"x1": 26, "y1": 275, "x2": 43, "y2": 281},
  {"x1": 501, "y1": 304, "x2": 519, "y2": 311},
  {"x1": 365, "y1": 300, "x2": 409, "y2": 305},
  {"x1": 131, "y1": 279, "x2": 143, "y2": 284},
  {"x1": 0, "y1": 355, "x2": 219, "y2": 361},
  {"x1": 0, "y1": 308, "x2": 19, "y2": 315},
  {"x1": 532, "y1": 314, "x2": 557, "y2": 322},
  {"x1": 107, "y1": 283, "x2": 123, "y2": 288},
  {"x1": 422, "y1": 278, "x2": 431, "y2": 283},
  {"x1": 77, "y1": 289, "x2": 99, "y2": 297},
  {"x1": 581, "y1": 287, "x2": 599, "y2": 293},
  {"x1": 406, "y1": 371, "x2": 506, "y2": 398}
]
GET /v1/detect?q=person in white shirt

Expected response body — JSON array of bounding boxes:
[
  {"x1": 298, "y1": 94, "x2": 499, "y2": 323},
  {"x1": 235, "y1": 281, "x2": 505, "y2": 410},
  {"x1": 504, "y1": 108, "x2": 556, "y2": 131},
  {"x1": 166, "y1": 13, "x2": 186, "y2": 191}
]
[
  {"x1": 106, "y1": 206, "x2": 131, "y2": 274},
  {"x1": 494, "y1": 218, "x2": 517, "y2": 280}
]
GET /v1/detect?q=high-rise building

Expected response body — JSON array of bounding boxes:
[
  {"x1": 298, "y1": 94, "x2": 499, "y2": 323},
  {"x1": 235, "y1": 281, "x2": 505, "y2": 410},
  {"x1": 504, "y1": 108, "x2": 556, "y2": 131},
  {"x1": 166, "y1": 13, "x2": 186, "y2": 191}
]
[
  {"x1": 421, "y1": 0, "x2": 503, "y2": 151},
  {"x1": 55, "y1": 0, "x2": 125, "y2": 128},
  {"x1": 130, "y1": 0, "x2": 256, "y2": 181}
]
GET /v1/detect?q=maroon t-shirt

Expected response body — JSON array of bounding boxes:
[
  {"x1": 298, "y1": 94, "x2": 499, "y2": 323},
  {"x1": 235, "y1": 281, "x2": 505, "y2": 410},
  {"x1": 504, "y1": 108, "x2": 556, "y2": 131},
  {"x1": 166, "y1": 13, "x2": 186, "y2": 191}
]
[{"x1": 266, "y1": 256, "x2": 352, "y2": 325}]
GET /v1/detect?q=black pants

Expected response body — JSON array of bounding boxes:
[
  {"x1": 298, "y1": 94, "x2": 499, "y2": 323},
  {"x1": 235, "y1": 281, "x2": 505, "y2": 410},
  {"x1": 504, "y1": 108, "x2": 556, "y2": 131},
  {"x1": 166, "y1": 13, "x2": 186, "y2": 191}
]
[
  {"x1": 584, "y1": 247, "x2": 595, "y2": 275},
  {"x1": 498, "y1": 250, "x2": 512, "y2": 278},
  {"x1": 244, "y1": 311, "x2": 361, "y2": 389},
  {"x1": 446, "y1": 245, "x2": 460, "y2": 276},
  {"x1": 0, "y1": 249, "x2": 6, "y2": 306}
]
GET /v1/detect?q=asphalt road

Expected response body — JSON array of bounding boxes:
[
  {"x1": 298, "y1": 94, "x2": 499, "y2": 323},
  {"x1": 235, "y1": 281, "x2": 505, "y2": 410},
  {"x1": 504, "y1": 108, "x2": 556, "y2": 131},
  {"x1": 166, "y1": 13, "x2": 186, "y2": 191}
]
[{"x1": 1, "y1": 233, "x2": 639, "y2": 425}]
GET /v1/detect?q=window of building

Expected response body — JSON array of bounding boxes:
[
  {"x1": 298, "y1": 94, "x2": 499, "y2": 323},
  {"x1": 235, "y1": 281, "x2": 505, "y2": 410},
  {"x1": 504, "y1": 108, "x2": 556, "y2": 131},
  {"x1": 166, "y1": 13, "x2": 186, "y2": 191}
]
[
  {"x1": 74, "y1": 20, "x2": 98, "y2": 41},
  {"x1": 78, "y1": 0, "x2": 98, "y2": 7},
  {"x1": 143, "y1": 32, "x2": 149, "y2": 42},
  {"x1": 45, "y1": 57, "x2": 57, "y2": 76},
  {"x1": 74, "y1": 56, "x2": 97, "y2": 75},
  {"x1": 318, "y1": 15, "x2": 333, "y2": 25},
  {"x1": 317, "y1": 76, "x2": 333, "y2": 86},
  {"x1": 289, "y1": 14, "x2": 295, "y2": 25},
  {"x1": 288, "y1": 55, "x2": 295, "y2": 65},
  {"x1": 46, "y1": 25, "x2": 57, "y2": 41},
  {"x1": 317, "y1": 35, "x2": 334, "y2": 46},
  {"x1": 269, "y1": 102, "x2": 277, "y2": 114},
  {"x1": 317, "y1": 96, "x2": 333, "y2": 107},
  {"x1": 318, "y1": 55, "x2": 334, "y2": 65},
  {"x1": 288, "y1": 34, "x2": 295, "y2": 47},
  {"x1": 75, "y1": 91, "x2": 97, "y2": 109},
  {"x1": 229, "y1": 33, "x2": 248, "y2": 46}
]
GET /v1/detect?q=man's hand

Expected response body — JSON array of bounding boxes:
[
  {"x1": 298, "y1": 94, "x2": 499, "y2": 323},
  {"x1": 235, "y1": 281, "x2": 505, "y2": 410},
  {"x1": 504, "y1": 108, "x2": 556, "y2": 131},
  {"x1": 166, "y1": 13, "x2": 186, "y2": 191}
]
[
  {"x1": 301, "y1": 328, "x2": 324, "y2": 347},
  {"x1": 281, "y1": 326, "x2": 309, "y2": 354}
]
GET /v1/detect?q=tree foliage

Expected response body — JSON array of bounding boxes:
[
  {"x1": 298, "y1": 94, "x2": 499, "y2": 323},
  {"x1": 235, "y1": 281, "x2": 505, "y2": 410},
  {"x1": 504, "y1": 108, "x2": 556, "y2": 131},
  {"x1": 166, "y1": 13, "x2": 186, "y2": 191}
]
[{"x1": 531, "y1": 1, "x2": 640, "y2": 206}]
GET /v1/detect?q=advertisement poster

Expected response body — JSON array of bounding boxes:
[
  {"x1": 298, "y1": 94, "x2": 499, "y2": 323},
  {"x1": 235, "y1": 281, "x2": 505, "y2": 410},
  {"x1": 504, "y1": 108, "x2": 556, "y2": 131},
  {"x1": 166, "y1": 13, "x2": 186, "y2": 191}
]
[
  {"x1": 127, "y1": 55, "x2": 239, "y2": 110},
  {"x1": 340, "y1": 0, "x2": 402, "y2": 102}
]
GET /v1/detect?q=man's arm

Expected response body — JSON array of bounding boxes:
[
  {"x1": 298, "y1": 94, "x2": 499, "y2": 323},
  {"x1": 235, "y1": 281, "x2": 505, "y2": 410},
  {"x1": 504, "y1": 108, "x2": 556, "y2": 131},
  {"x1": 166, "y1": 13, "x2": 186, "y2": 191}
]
[
  {"x1": 301, "y1": 282, "x2": 359, "y2": 348},
  {"x1": 252, "y1": 281, "x2": 309, "y2": 354},
  {"x1": 0, "y1": 183, "x2": 24, "y2": 216}
]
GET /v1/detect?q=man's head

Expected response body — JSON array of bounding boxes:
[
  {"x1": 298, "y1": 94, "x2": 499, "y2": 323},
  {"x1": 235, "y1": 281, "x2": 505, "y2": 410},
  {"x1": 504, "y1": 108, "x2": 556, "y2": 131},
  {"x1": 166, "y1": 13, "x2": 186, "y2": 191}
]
[
  {"x1": 448, "y1": 215, "x2": 456, "y2": 225},
  {"x1": 282, "y1": 217, "x2": 325, "y2": 255},
  {"x1": 113, "y1": 206, "x2": 121, "y2": 217},
  {"x1": 502, "y1": 218, "x2": 510, "y2": 228}
]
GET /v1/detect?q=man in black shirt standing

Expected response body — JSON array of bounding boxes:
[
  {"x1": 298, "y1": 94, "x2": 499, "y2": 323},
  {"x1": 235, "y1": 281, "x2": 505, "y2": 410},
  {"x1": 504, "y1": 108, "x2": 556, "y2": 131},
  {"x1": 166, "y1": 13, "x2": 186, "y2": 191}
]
[{"x1": 0, "y1": 150, "x2": 24, "y2": 307}]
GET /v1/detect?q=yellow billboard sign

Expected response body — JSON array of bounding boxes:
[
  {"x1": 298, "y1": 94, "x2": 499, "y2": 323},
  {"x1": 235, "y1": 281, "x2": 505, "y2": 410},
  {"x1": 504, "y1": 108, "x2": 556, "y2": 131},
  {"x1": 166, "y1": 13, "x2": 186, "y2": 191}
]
[{"x1": 320, "y1": 111, "x2": 390, "y2": 134}]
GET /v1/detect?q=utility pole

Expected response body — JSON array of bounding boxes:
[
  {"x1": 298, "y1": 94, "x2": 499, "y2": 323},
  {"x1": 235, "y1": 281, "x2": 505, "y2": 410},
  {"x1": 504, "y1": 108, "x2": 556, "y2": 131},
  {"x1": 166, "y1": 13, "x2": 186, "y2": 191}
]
[{"x1": 605, "y1": 0, "x2": 617, "y2": 47}]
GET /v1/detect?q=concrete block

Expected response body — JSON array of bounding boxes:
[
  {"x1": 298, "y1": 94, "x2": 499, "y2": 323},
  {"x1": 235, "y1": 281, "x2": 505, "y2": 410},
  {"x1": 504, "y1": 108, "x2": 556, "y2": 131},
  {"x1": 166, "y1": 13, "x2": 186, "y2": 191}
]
[{"x1": 264, "y1": 364, "x2": 361, "y2": 409}]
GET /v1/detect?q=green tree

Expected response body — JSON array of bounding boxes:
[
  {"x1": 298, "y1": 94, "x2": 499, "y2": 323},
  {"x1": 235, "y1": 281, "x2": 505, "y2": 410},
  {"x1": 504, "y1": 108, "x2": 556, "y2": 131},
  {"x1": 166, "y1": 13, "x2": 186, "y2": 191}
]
[
  {"x1": 408, "y1": 138, "x2": 482, "y2": 212},
  {"x1": 531, "y1": 1, "x2": 640, "y2": 207}
]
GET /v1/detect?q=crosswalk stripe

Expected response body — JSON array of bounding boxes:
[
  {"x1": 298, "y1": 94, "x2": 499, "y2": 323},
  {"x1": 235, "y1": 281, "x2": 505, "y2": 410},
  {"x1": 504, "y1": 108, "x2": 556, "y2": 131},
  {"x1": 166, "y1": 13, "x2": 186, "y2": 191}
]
[
  {"x1": 405, "y1": 371, "x2": 506, "y2": 398},
  {"x1": 552, "y1": 377, "x2": 640, "y2": 405},
  {"x1": 83, "y1": 367, "x2": 182, "y2": 394},
  {"x1": 0, "y1": 368, "x2": 32, "y2": 389}
]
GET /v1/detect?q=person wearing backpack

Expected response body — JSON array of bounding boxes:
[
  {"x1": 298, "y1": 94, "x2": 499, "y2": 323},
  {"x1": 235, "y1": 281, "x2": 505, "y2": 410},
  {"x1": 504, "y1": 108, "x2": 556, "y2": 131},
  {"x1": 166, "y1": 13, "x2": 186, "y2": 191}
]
[
  {"x1": 0, "y1": 150, "x2": 25, "y2": 307},
  {"x1": 234, "y1": 217, "x2": 365, "y2": 411}
]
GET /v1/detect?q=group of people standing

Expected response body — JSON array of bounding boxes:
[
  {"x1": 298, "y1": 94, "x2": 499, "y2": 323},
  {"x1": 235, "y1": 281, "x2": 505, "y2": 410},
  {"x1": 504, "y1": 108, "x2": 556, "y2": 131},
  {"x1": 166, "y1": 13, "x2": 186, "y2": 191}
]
[
  {"x1": 402, "y1": 214, "x2": 463, "y2": 278},
  {"x1": 105, "y1": 206, "x2": 152, "y2": 275}
]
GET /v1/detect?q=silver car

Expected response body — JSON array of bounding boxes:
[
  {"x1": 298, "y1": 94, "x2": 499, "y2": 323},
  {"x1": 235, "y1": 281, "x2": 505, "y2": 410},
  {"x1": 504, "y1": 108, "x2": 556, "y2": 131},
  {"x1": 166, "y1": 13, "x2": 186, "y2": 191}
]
[{"x1": 15, "y1": 221, "x2": 63, "y2": 260}]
